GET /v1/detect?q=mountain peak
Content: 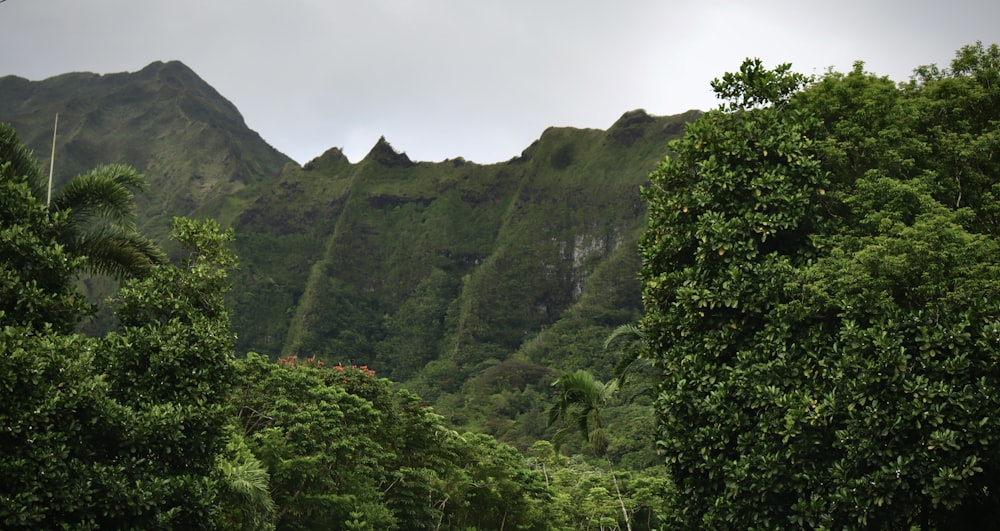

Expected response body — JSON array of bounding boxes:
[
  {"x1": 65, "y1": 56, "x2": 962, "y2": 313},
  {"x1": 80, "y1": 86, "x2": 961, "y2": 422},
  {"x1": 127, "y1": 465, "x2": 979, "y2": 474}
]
[
  {"x1": 303, "y1": 146, "x2": 350, "y2": 171},
  {"x1": 0, "y1": 59, "x2": 293, "y2": 239},
  {"x1": 363, "y1": 136, "x2": 415, "y2": 168},
  {"x1": 605, "y1": 109, "x2": 655, "y2": 147},
  {"x1": 611, "y1": 109, "x2": 654, "y2": 128},
  {"x1": 136, "y1": 60, "x2": 202, "y2": 85},
  {"x1": 139, "y1": 59, "x2": 193, "y2": 73}
]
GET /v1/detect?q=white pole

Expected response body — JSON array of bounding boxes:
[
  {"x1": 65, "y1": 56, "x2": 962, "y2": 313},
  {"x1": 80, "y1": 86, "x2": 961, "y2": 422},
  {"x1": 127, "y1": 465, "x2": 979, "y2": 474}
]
[{"x1": 47, "y1": 113, "x2": 57, "y2": 208}]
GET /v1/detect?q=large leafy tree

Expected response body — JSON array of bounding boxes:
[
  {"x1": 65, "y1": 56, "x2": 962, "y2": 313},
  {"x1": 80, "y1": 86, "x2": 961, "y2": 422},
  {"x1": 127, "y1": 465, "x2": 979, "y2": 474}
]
[
  {"x1": 0, "y1": 127, "x2": 90, "y2": 331},
  {"x1": 230, "y1": 353, "x2": 554, "y2": 530},
  {"x1": 1, "y1": 125, "x2": 242, "y2": 529},
  {"x1": 641, "y1": 44, "x2": 1000, "y2": 528},
  {"x1": 89, "y1": 218, "x2": 239, "y2": 528},
  {"x1": 1, "y1": 216, "x2": 241, "y2": 529}
]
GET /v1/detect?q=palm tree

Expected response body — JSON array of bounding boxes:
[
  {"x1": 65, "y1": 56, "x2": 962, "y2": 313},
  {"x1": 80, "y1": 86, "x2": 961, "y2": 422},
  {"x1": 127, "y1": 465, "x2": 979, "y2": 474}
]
[
  {"x1": 0, "y1": 123, "x2": 164, "y2": 280},
  {"x1": 0, "y1": 123, "x2": 46, "y2": 198},
  {"x1": 549, "y1": 369, "x2": 632, "y2": 531},
  {"x1": 216, "y1": 434, "x2": 277, "y2": 530}
]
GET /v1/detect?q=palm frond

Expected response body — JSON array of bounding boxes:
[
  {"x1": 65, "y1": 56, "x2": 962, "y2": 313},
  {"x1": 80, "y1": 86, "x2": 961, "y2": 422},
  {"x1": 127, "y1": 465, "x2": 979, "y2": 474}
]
[
  {"x1": 606, "y1": 324, "x2": 645, "y2": 377},
  {"x1": 549, "y1": 369, "x2": 616, "y2": 456},
  {"x1": 550, "y1": 425, "x2": 573, "y2": 454},
  {"x1": 603, "y1": 323, "x2": 643, "y2": 351},
  {"x1": 51, "y1": 164, "x2": 145, "y2": 229},
  {"x1": 73, "y1": 227, "x2": 166, "y2": 279},
  {"x1": 218, "y1": 455, "x2": 277, "y2": 530},
  {"x1": 44, "y1": 163, "x2": 163, "y2": 280}
]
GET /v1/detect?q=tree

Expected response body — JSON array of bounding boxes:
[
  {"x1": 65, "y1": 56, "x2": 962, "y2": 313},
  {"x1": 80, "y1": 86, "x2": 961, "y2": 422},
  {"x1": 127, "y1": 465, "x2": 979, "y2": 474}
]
[
  {"x1": 0, "y1": 123, "x2": 163, "y2": 282},
  {"x1": 441, "y1": 432, "x2": 553, "y2": 530},
  {"x1": 214, "y1": 430, "x2": 277, "y2": 531},
  {"x1": 641, "y1": 47, "x2": 1000, "y2": 528},
  {"x1": 605, "y1": 323, "x2": 656, "y2": 400},
  {"x1": 549, "y1": 369, "x2": 632, "y2": 530},
  {"x1": 231, "y1": 355, "x2": 399, "y2": 530},
  {"x1": 81, "y1": 218, "x2": 240, "y2": 529},
  {"x1": 49, "y1": 163, "x2": 165, "y2": 279},
  {"x1": 0, "y1": 215, "x2": 241, "y2": 529},
  {"x1": 0, "y1": 128, "x2": 91, "y2": 331},
  {"x1": 230, "y1": 353, "x2": 556, "y2": 530}
]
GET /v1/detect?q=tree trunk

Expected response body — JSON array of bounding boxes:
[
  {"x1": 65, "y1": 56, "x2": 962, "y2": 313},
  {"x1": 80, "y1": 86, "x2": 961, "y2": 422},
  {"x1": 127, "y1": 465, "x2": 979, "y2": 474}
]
[{"x1": 605, "y1": 454, "x2": 632, "y2": 531}]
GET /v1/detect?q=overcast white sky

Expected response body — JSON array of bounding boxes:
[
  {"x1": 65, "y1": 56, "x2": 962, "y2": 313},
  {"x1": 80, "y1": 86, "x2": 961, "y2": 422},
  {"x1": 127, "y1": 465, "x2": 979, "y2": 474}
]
[{"x1": 1, "y1": 1, "x2": 996, "y2": 164}]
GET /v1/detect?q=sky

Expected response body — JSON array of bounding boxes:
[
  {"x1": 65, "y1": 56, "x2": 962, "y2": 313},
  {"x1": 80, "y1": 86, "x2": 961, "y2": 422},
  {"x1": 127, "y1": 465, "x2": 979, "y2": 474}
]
[{"x1": 1, "y1": 1, "x2": 997, "y2": 165}]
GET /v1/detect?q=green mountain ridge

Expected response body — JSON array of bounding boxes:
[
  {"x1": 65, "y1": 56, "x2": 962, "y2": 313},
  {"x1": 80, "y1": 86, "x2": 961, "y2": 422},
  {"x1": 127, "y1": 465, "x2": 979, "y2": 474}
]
[
  {"x1": 0, "y1": 60, "x2": 294, "y2": 240},
  {"x1": 1, "y1": 60, "x2": 699, "y2": 443},
  {"x1": 231, "y1": 108, "x2": 697, "y2": 442}
]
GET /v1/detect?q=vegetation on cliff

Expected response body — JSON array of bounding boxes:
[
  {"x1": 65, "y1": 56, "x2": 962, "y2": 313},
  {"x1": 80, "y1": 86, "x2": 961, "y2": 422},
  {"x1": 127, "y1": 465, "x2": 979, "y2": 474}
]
[{"x1": 4, "y1": 41, "x2": 1000, "y2": 528}]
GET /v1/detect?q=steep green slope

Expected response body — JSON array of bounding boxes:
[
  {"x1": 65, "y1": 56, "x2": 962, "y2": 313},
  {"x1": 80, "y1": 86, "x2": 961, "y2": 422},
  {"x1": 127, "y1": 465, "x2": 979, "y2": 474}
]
[
  {"x1": 231, "y1": 109, "x2": 699, "y2": 440},
  {"x1": 2, "y1": 60, "x2": 697, "y2": 446},
  {"x1": 0, "y1": 60, "x2": 293, "y2": 241},
  {"x1": 1, "y1": 61, "x2": 295, "y2": 333}
]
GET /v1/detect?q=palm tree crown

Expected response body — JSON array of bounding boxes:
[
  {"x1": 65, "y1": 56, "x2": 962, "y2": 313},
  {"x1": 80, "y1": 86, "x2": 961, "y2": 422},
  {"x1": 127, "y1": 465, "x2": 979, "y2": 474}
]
[
  {"x1": 0, "y1": 123, "x2": 164, "y2": 280},
  {"x1": 548, "y1": 369, "x2": 618, "y2": 456}
]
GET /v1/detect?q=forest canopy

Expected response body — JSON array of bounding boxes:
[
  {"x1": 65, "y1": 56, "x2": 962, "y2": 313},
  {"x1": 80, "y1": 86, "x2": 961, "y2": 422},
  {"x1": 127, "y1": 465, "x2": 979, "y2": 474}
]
[{"x1": 640, "y1": 42, "x2": 1000, "y2": 529}]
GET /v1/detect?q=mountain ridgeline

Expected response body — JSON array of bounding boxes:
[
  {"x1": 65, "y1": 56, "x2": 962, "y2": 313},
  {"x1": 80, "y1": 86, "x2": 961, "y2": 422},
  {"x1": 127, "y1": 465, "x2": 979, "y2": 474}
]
[
  {"x1": 0, "y1": 60, "x2": 294, "y2": 241},
  {"x1": 1, "y1": 61, "x2": 697, "y2": 437}
]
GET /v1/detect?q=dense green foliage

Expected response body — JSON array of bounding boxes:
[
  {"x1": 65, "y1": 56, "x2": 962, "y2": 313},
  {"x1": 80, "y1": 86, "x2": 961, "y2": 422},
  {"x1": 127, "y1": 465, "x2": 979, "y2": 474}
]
[
  {"x1": 2, "y1": 63, "x2": 697, "y2": 449},
  {"x1": 229, "y1": 111, "x2": 694, "y2": 445},
  {"x1": 550, "y1": 370, "x2": 633, "y2": 530},
  {"x1": 1, "y1": 183, "x2": 239, "y2": 527},
  {"x1": 1, "y1": 122, "x2": 668, "y2": 529},
  {"x1": 16, "y1": 42, "x2": 1000, "y2": 528},
  {"x1": 641, "y1": 43, "x2": 1000, "y2": 528},
  {"x1": 229, "y1": 353, "x2": 554, "y2": 529}
]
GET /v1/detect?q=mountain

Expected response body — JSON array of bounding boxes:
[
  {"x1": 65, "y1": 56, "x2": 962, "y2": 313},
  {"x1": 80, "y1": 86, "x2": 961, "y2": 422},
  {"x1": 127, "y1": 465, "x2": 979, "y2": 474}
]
[
  {"x1": 0, "y1": 60, "x2": 294, "y2": 241},
  {"x1": 230, "y1": 109, "x2": 698, "y2": 443},
  {"x1": 1, "y1": 61, "x2": 698, "y2": 445}
]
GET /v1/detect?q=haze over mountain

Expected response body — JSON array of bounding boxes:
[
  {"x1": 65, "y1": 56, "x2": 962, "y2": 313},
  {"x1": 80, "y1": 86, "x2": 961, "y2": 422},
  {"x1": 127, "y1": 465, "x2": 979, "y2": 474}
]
[{"x1": 0, "y1": 61, "x2": 695, "y2": 440}]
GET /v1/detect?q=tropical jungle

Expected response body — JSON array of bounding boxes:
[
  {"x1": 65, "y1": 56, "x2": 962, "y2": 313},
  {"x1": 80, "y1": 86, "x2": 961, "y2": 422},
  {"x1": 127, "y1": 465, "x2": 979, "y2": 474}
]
[{"x1": 1, "y1": 42, "x2": 999, "y2": 529}]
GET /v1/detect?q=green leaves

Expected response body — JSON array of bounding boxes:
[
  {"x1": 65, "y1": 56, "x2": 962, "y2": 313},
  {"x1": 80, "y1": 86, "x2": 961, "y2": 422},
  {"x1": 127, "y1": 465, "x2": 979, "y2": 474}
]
[
  {"x1": 549, "y1": 370, "x2": 616, "y2": 456},
  {"x1": 47, "y1": 161, "x2": 165, "y2": 281},
  {"x1": 1, "y1": 123, "x2": 572, "y2": 529},
  {"x1": 710, "y1": 58, "x2": 810, "y2": 111},
  {"x1": 642, "y1": 44, "x2": 1000, "y2": 529},
  {"x1": 0, "y1": 210, "x2": 241, "y2": 528},
  {"x1": 230, "y1": 352, "x2": 557, "y2": 530}
]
